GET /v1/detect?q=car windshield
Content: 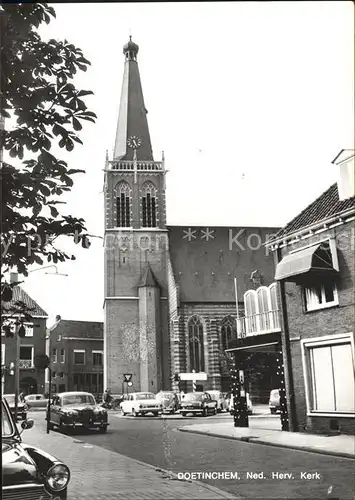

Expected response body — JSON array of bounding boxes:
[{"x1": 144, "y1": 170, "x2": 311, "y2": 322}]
[
  {"x1": 183, "y1": 393, "x2": 203, "y2": 401},
  {"x1": 2, "y1": 401, "x2": 15, "y2": 437},
  {"x1": 157, "y1": 393, "x2": 174, "y2": 401},
  {"x1": 135, "y1": 393, "x2": 155, "y2": 400},
  {"x1": 62, "y1": 394, "x2": 95, "y2": 405}
]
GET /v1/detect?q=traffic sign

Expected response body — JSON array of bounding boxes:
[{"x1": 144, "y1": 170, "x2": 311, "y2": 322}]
[
  {"x1": 123, "y1": 373, "x2": 132, "y2": 382},
  {"x1": 127, "y1": 381, "x2": 133, "y2": 387},
  {"x1": 179, "y1": 372, "x2": 207, "y2": 381}
]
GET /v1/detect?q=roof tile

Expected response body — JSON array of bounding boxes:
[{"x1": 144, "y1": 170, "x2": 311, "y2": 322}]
[{"x1": 270, "y1": 184, "x2": 355, "y2": 241}]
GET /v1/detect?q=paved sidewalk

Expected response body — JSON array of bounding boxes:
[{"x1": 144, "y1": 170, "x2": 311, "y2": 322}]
[
  {"x1": 178, "y1": 422, "x2": 355, "y2": 459},
  {"x1": 24, "y1": 426, "x2": 238, "y2": 500}
]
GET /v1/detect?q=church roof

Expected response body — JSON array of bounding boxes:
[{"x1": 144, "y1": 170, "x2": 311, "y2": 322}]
[
  {"x1": 167, "y1": 225, "x2": 280, "y2": 302},
  {"x1": 113, "y1": 37, "x2": 153, "y2": 161},
  {"x1": 138, "y1": 264, "x2": 159, "y2": 288}
]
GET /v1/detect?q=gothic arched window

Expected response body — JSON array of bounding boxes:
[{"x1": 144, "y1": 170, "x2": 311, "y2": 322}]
[
  {"x1": 115, "y1": 181, "x2": 131, "y2": 227},
  {"x1": 142, "y1": 182, "x2": 157, "y2": 228},
  {"x1": 188, "y1": 316, "x2": 205, "y2": 372},
  {"x1": 220, "y1": 316, "x2": 235, "y2": 352}
]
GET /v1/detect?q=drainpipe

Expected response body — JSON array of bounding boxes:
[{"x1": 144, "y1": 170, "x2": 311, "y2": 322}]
[{"x1": 276, "y1": 247, "x2": 298, "y2": 432}]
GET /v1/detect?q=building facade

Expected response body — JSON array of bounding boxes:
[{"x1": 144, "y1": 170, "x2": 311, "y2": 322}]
[
  {"x1": 47, "y1": 318, "x2": 104, "y2": 400},
  {"x1": 1, "y1": 282, "x2": 48, "y2": 396},
  {"x1": 267, "y1": 149, "x2": 355, "y2": 435},
  {"x1": 104, "y1": 37, "x2": 280, "y2": 395}
]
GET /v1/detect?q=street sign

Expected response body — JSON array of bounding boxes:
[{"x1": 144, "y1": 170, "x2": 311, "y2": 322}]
[
  {"x1": 127, "y1": 381, "x2": 133, "y2": 387},
  {"x1": 123, "y1": 373, "x2": 132, "y2": 382},
  {"x1": 179, "y1": 372, "x2": 207, "y2": 381}
]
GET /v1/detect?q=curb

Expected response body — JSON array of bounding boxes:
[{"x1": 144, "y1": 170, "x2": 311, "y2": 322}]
[
  {"x1": 177, "y1": 428, "x2": 355, "y2": 461},
  {"x1": 46, "y1": 427, "x2": 239, "y2": 499}
]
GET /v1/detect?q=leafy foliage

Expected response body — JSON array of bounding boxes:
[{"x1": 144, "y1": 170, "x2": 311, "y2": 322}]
[{"x1": 0, "y1": 3, "x2": 97, "y2": 312}]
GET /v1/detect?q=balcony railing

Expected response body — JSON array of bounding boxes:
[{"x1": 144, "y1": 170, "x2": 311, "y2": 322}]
[
  {"x1": 19, "y1": 359, "x2": 34, "y2": 369},
  {"x1": 236, "y1": 310, "x2": 281, "y2": 337},
  {"x1": 109, "y1": 160, "x2": 164, "y2": 171}
]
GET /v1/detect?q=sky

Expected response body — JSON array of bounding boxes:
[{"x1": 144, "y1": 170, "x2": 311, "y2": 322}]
[{"x1": 15, "y1": 1, "x2": 354, "y2": 325}]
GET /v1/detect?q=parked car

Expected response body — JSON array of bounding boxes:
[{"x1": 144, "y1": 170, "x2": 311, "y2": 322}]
[
  {"x1": 206, "y1": 390, "x2": 226, "y2": 412},
  {"x1": 2, "y1": 396, "x2": 70, "y2": 499},
  {"x1": 3, "y1": 394, "x2": 28, "y2": 420},
  {"x1": 269, "y1": 389, "x2": 281, "y2": 414},
  {"x1": 179, "y1": 392, "x2": 218, "y2": 417},
  {"x1": 155, "y1": 391, "x2": 180, "y2": 414},
  {"x1": 229, "y1": 393, "x2": 253, "y2": 415},
  {"x1": 120, "y1": 392, "x2": 163, "y2": 417},
  {"x1": 24, "y1": 393, "x2": 49, "y2": 409},
  {"x1": 47, "y1": 391, "x2": 109, "y2": 433}
]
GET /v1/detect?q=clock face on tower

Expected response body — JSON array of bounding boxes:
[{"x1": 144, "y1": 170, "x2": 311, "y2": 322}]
[{"x1": 127, "y1": 136, "x2": 142, "y2": 149}]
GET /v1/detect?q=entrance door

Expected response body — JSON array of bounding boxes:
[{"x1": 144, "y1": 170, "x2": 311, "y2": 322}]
[{"x1": 20, "y1": 377, "x2": 38, "y2": 395}]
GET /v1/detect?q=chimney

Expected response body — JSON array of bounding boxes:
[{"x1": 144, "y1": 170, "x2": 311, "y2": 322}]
[
  {"x1": 332, "y1": 149, "x2": 355, "y2": 201},
  {"x1": 10, "y1": 272, "x2": 18, "y2": 284}
]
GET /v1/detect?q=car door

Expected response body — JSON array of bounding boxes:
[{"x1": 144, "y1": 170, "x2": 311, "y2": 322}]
[
  {"x1": 50, "y1": 396, "x2": 60, "y2": 424},
  {"x1": 205, "y1": 393, "x2": 213, "y2": 412}
]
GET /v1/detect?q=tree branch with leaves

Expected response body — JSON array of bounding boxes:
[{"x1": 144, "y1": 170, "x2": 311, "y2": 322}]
[{"x1": 0, "y1": 3, "x2": 97, "y2": 311}]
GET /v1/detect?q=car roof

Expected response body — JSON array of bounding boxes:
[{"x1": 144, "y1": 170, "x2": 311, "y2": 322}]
[
  {"x1": 57, "y1": 391, "x2": 94, "y2": 397},
  {"x1": 132, "y1": 392, "x2": 155, "y2": 395}
]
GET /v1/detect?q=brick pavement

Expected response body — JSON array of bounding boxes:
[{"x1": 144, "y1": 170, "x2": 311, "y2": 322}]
[{"x1": 23, "y1": 425, "x2": 238, "y2": 500}]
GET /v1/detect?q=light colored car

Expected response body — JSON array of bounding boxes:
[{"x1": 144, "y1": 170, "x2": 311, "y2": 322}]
[
  {"x1": 3, "y1": 394, "x2": 28, "y2": 420},
  {"x1": 229, "y1": 393, "x2": 253, "y2": 415},
  {"x1": 206, "y1": 391, "x2": 226, "y2": 412},
  {"x1": 269, "y1": 389, "x2": 281, "y2": 414},
  {"x1": 155, "y1": 391, "x2": 180, "y2": 414},
  {"x1": 120, "y1": 392, "x2": 163, "y2": 417},
  {"x1": 24, "y1": 394, "x2": 49, "y2": 409}
]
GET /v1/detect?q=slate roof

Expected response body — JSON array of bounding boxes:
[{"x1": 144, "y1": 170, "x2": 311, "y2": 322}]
[
  {"x1": 51, "y1": 319, "x2": 103, "y2": 339},
  {"x1": 167, "y1": 225, "x2": 280, "y2": 303},
  {"x1": 269, "y1": 184, "x2": 355, "y2": 243},
  {"x1": 2, "y1": 286, "x2": 48, "y2": 317}
]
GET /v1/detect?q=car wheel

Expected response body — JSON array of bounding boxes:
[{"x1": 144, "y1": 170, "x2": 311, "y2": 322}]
[
  {"x1": 132, "y1": 409, "x2": 139, "y2": 417},
  {"x1": 270, "y1": 408, "x2": 276, "y2": 415},
  {"x1": 202, "y1": 408, "x2": 208, "y2": 417},
  {"x1": 213, "y1": 407, "x2": 217, "y2": 415},
  {"x1": 181, "y1": 412, "x2": 186, "y2": 417},
  {"x1": 152, "y1": 412, "x2": 159, "y2": 417},
  {"x1": 121, "y1": 408, "x2": 126, "y2": 416},
  {"x1": 99, "y1": 425, "x2": 108, "y2": 433}
]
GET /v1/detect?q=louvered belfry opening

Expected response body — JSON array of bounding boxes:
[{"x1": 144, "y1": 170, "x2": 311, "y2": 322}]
[
  {"x1": 142, "y1": 182, "x2": 157, "y2": 228},
  {"x1": 116, "y1": 182, "x2": 131, "y2": 227}
]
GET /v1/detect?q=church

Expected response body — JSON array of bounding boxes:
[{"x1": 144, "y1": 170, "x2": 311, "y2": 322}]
[{"x1": 103, "y1": 37, "x2": 280, "y2": 396}]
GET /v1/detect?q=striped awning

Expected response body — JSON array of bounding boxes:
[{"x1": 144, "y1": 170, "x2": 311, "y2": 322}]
[{"x1": 275, "y1": 242, "x2": 338, "y2": 283}]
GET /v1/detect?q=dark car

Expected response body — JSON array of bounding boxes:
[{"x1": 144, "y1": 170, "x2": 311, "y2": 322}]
[
  {"x1": 3, "y1": 394, "x2": 28, "y2": 420},
  {"x1": 47, "y1": 391, "x2": 109, "y2": 433},
  {"x1": 179, "y1": 392, "x2": 218, "y2": 417},
  {"x1": 155, "y1": 391, "x2": 180, "y2": 414},
  {"x1": 2, "y1": 397, "x2": 70, "y2": 500}
]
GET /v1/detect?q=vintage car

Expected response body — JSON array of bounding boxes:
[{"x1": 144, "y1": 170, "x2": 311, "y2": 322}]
[
  {"x1": 155, "y1": 391, "x2": 180, "y2": 414},
  {"x1": 3, "y1": 394, "x2": 28, "y2": 420},
  {"x1": 120, "y1": 392, "x2": 163, "y2": 417},
  {"x1": 2, "y1": 396, "x2": 70, "y2": 500},
  {"x1": 229, "y1": 392, "x2": 253, "y2": 415},
  {"x1": 24, "y1": 393, "x2": 49, "y2": 409},
  {"x1": 179, "y1": 392, "x2": 218, "y2": 417},
  {"x1": 47, "y1": 391, "x2": 109, "y2": 433},
  {"x1": 269, "y1": 389, "x2": 281, "y2": 414},
  {"x1": 206, "y1": 390, "x2": 227, "y2": 412}
]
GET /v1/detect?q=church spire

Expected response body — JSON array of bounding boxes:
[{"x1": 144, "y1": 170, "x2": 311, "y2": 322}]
[{"x1": 113, "y1": 37, "x2": 153, "y2": 161}]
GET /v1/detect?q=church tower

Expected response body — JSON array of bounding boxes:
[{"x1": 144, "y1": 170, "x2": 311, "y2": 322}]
[{"x1": 104, "y1": 38, "x2": 170, "y2": 393}]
